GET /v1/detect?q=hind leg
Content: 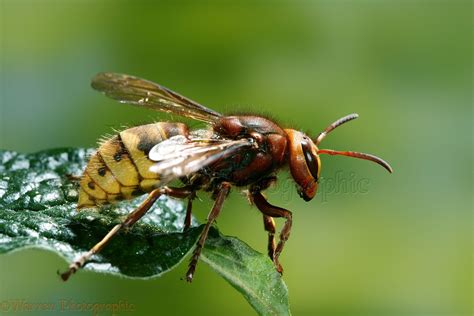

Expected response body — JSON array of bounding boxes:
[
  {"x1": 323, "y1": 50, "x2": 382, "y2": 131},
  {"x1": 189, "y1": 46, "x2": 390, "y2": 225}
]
[{"x1": 60, "y1": 186, "x2": 192, "y2": 281}]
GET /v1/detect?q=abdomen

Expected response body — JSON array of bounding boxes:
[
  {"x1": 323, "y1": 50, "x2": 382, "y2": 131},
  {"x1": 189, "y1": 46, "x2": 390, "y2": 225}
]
[{"x1": 78, "y1": 122, "x2": 189, "y2": 209}]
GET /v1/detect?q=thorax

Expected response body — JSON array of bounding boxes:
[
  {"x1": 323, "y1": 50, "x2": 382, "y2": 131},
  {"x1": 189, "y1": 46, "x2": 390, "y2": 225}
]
[{"x1": 201, "y1": 115, "x2": 289, "y2": 186}]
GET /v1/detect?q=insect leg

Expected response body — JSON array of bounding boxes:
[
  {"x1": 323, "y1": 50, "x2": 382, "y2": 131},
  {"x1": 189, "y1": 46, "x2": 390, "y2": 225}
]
[
  {"x1": 66, "y1": 174, "x2": 82, "y2": 181},
  {"x1": 185, "y1": 182, "x2": 231, "y2": 282},
  {"x1": 263, "y1": 215, "x2": 276, "y2": 261},
  {"x1": 251, "y1": 191, "x2": 292, "y2": 274},
  {"x1": 183, "y1": 191, "x2": 196, "y2": 232},
  {"x1": 60, "y1": 187, "x2": 191, "y2": 281}
]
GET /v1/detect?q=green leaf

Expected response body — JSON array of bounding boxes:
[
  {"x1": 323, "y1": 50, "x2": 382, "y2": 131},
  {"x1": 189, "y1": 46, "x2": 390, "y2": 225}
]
[
  {"x1": 0, "y1": 148, "x2": 291, "y2": 315},
  {"x1": 203, "y1": 229, "x2": 291, "y2": 316},
  {"x1": 0, "y1": 148, "x2": 201, "y2": 277}
]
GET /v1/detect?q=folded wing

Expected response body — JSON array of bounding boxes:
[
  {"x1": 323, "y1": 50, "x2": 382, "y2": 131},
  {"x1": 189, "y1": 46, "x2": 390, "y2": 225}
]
[{"x1": 148, "y1": 135, "x2": 257, "y2": 183}]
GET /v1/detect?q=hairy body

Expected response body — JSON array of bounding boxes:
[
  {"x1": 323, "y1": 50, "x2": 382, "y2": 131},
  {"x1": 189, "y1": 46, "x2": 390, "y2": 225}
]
[
  {"x1": 61, "y1": 72, "x2": 392, "y2": 282},
  {"x1": 79, "y1": 116, "x2": 288, "y2": 208}
]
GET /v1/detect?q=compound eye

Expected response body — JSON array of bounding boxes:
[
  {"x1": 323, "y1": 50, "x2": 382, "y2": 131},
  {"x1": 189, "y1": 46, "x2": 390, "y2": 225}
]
[{"x1": 301, "y1": 139, "x2": 320, "y2": 181}]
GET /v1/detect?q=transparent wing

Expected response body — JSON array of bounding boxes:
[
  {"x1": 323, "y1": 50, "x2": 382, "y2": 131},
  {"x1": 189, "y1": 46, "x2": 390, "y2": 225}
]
[
  {"x1": 148, "y1": 135, "x2": 257, "y2": 183},
  {"x1": 91, "y1": 72, "x2": 222, "y2": 123}
]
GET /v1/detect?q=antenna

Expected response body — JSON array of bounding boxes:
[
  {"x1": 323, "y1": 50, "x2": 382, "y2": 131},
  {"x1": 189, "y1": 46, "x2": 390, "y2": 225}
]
[
  {"x1": 317, "y1": 149, "x2": 393, "y2": 173},
  {"x1": 314, "y1": 113, "x2": 359, "y2": 145}
]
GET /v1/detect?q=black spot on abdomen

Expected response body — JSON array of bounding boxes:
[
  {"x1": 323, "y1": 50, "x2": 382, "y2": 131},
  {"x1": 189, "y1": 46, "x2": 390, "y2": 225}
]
[{"x1": 137, "y1": 137, "x2": 156, "y2": 155}]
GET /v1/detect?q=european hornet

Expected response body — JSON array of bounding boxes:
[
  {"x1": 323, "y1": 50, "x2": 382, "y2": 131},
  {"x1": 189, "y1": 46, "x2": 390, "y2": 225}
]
[{"x1": 61, "y1": 73, "x2": 392, "y2": 282}]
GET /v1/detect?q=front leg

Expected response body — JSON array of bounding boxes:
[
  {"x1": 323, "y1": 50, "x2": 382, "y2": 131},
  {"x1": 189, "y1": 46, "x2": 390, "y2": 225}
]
[
  {"x1": 263, "y1": 214, "x2": 276, "y2": 263},
  {"x1": 251, "y1": 191, "x2": 292, "y2": 274}
]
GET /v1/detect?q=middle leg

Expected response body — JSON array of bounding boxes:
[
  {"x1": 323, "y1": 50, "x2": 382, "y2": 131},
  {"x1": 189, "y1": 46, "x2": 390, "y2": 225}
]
[
  {"x1": 185, "y1": 182, "x2": 231, "y2": 282},
  {"x1": 183, "y1": 191, "x2": 196, "y2": 232}
]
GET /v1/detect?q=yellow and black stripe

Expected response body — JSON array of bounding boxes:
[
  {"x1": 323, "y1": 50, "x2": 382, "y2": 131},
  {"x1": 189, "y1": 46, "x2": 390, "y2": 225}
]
[{"x1": 78, "y1": 122, "x2": 189, "y2": 209}]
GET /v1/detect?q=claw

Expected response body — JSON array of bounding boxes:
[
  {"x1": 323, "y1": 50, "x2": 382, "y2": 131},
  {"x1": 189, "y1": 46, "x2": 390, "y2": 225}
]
[
  {"x1": 185, "y1": 272, "x2": 194, "y2": 283},
  {"x1": 274, "y1": 260, "x2": 284, "y2": 275},
  {"x1": 58, "y1": 266, "x2": 76, "y2": 281}
]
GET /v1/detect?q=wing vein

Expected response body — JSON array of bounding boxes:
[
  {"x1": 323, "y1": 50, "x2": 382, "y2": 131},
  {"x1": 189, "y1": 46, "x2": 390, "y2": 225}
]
[{"x1": 91, "y1": 72, "x2": 222, "y2": 123}]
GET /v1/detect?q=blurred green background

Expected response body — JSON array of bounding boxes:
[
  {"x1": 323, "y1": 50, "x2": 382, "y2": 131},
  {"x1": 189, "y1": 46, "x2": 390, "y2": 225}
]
[{"x1": 0, "y1": 1, "x2": 471, "y2": 315}]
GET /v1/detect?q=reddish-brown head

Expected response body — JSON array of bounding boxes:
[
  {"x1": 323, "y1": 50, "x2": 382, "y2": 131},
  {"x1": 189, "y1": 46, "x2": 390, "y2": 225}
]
[
  {"x1": 285, "y1": 113, "x2": 393, "y2": 202},
  {"x1": 284, "y1": 129, "x2": 320, "y2": 201}
]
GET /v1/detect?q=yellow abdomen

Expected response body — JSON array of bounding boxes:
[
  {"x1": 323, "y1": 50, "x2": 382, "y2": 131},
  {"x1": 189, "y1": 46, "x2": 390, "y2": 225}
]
[{"x1": 78, "y1": 122, "x2": 189, "y2": 209}]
